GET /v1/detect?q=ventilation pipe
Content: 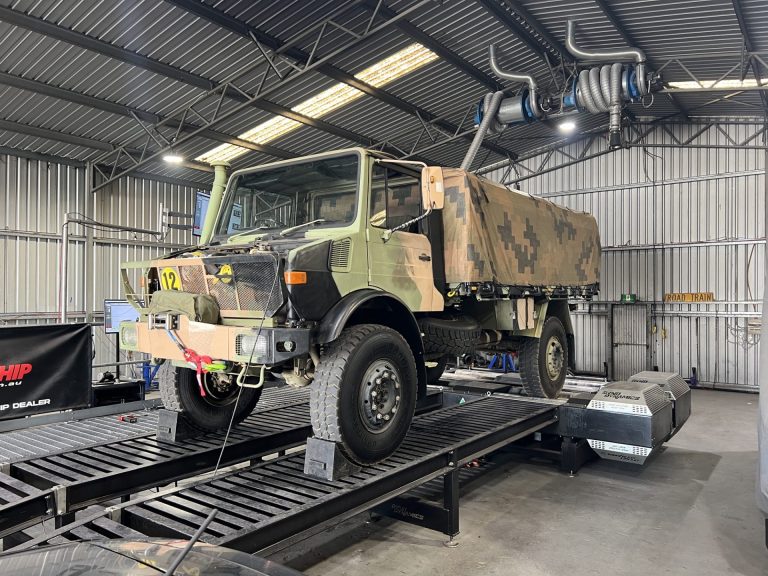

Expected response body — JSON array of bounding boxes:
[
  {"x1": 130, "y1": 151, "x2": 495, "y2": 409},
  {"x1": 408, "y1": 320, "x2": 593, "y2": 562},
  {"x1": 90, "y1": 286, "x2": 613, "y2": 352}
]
[
  {"x1": 200, "y1": 161, "x2": 230, "y2": 245},
  {"x1": 461, "y1": 45, "x2": 546, "y2": 170},
  {"x1": 566, "y1": 20, "x2": 648, "y2": 148},
  {"x1": 489, "y1": 44, "x2": 542, "y2": 121}
]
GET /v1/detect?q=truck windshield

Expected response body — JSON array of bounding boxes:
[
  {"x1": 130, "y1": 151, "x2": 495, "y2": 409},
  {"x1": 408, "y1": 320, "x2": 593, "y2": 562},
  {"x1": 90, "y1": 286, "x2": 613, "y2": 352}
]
[{"x1": 213, "y1": 154, "x2": 359, "y2": 238}]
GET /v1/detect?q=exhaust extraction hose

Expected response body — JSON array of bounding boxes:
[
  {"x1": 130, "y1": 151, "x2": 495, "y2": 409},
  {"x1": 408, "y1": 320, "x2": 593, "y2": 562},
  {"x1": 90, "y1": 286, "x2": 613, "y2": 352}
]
[{"x1": 461, "y1": 90, "x2": 504, "y2": 170}]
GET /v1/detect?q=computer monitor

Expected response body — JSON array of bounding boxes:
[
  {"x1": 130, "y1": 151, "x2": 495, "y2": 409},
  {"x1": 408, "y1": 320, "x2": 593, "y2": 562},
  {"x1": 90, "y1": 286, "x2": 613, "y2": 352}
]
[
  {"x1": 193, "y1": 190, "x2": 243, "y2": 237},
  {"x1": 104, "y1": 300, "x2": 141, "y2": 334}
]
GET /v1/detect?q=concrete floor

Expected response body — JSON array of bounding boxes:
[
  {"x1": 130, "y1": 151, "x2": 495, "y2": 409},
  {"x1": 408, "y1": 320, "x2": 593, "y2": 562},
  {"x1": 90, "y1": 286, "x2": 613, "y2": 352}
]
[{"x1": 277, "y1": 389, "x2": 765, "y2": 576}]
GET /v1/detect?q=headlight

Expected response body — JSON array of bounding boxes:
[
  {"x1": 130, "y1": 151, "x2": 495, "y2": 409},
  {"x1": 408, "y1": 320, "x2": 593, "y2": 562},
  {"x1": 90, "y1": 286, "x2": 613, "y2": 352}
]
[
  {"x1": 120, "y1": 324, "x2": 138, "y2": 349},
  {"x1": 236, "y1": 333, "x2": 268, "y2": 359}
]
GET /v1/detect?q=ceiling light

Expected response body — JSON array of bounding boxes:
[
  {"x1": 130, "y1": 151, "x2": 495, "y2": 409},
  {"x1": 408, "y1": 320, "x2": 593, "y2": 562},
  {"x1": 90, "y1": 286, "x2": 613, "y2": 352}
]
[
  {"x1": 559, "y1": 121, "x2": 576, "y2": 134},
  {"x1": 197, "y1": 43, "x2": 439, "y2": 164},
  {"x1": 667, "y1": 78, "x2": 762, "y2": 90},
  {"x1": 163, "y1": 153, "x2": 184, "y2": 164}
]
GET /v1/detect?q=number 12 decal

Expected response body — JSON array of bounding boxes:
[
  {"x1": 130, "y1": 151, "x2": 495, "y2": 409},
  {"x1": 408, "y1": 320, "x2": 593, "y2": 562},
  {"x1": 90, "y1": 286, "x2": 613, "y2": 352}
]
[{"x1": 160, "y1": 267, "x2": 181, "y2": 290}]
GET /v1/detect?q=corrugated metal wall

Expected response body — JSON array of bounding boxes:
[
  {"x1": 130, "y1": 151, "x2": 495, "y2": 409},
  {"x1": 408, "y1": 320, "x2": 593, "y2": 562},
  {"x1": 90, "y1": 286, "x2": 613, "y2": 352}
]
[
  {"x1": 0, "y1": 153, "x2": 207, "y2": 376},
  {"x1": 483, "y1": 121, "x2": 765, "y2": 390}
]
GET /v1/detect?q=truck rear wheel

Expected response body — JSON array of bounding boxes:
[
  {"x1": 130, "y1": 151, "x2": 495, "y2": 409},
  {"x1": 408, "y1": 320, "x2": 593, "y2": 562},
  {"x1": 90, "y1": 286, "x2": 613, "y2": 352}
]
[
  {"x1": 160, "y1": 367, "x2": 262, "y2": 431},
  {"x1": 311, "y1": 324, "x2": 417, "y2": 465},
  {"x1": 519, "y1": 317, "x2": 568, "y2": 399}
]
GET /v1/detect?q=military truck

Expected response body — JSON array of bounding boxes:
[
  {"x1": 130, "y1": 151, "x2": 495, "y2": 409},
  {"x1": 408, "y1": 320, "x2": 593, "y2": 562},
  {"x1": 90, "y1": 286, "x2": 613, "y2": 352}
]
[{"x1": 119, "y1": 148, "x2": 600, "y2": 464}]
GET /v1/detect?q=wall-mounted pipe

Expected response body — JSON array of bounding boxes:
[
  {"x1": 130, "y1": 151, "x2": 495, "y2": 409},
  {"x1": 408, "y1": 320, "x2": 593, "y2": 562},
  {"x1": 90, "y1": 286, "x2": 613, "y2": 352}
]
[{"x1": 200, "y1": 161, "x2": 230, "y2": 245}]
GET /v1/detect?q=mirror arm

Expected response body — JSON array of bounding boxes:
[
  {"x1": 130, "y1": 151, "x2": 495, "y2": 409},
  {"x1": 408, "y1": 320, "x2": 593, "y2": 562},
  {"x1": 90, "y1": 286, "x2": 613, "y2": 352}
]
[{"x1": 381, "y1": 206, "x2": 433, "y2": 242}]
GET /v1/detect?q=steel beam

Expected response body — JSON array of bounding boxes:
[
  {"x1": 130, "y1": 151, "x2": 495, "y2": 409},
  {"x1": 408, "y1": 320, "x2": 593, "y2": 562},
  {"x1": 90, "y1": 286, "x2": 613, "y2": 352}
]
[
  {"x1": 0, "y1": 118, "x2": 121, "y2": 151},
  {"x1": 361, "y1": 0, "x2": 502, "y2": 91},
  {"x1": 474, "y1": 0, "x2": 553, "y2": 63},
  {"x1": 0, "y1": 72, "x2": 294, "y2": 160},
  {"x1": 166, "y1": 0, "x2": 515, "y2": 160},
  {"x1": 0, "y1": 6, "x2": 212, "y2": 90},
  {"x1": 496, "y1": 0, "x2": 569, "y2": 59},
  {"x1": 0, "y1": 5, "x2": 383, "y2": 159},
  {"x1": 730, "y1": 0, "x2": 768, "y2": 112}
]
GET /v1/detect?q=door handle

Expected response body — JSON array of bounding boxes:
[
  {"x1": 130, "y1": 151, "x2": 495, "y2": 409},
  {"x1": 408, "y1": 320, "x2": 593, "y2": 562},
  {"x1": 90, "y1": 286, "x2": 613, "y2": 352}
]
[{"x1": 419, "y1": 253, "x2": 431, "y2": 262}]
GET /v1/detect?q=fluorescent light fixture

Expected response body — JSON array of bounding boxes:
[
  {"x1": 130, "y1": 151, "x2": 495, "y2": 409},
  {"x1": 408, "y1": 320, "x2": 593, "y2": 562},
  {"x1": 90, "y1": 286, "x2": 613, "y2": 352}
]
[
  {"x1": 197, "y1": 43, "x2": 439, "y2": 164},
  {"x1": 559, "y1": 120, "x2": 576, "y2": 134},
  {"x1": 163, "y1": 153, "x2": 184, "y2": 164},
  {"x1": 667, "y1": 78, "x2": 763, "y2": 90}
]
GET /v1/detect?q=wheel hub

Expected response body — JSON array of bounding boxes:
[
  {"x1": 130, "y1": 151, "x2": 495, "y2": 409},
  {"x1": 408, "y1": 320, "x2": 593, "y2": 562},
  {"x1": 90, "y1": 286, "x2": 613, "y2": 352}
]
[
  {"x1": 202, "y1": 373, "x2": 237, "y2": 403},
  {"x1": 545, "y1": 336, "x2": 564, "y2": 380},
  {"x1": 359, "y1": 360, "x2": 402, "y2": 433}
]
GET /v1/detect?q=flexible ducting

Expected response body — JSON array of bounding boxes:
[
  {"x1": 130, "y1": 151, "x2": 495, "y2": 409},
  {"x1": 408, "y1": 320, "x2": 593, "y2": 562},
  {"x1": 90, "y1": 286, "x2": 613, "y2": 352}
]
[
  {"x1": 575, "y1": 63, "x2": 626, "y2": 145},
  {"x1": 461, "y1": 90, "x2": 504, "y2": 170}
]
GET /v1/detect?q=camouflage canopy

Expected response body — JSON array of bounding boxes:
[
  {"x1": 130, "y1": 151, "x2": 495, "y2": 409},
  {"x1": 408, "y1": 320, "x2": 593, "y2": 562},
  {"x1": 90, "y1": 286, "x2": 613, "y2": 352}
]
[{"x1": 441, "y1": 169, "x2": 601, "y2": 287}]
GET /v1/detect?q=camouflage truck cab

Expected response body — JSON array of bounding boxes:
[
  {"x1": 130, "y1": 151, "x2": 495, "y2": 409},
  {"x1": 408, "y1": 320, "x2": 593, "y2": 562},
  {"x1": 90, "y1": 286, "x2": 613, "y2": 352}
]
[{"x1": 119, "y1": 148, "x2": 600, "y2": 464}]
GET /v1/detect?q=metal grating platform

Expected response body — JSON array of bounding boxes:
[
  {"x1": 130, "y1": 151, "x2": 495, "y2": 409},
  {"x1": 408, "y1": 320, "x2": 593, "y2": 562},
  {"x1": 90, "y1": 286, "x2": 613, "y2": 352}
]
[
  {"x1": 18, "y1": 395, "x2": 556, "y2": 555},
  {"x1": 0, "y1": 387, "x2": 312, "y2": 538},
  {"x1": 0, "y1": 412, "x2": 159, "y2": 465}
]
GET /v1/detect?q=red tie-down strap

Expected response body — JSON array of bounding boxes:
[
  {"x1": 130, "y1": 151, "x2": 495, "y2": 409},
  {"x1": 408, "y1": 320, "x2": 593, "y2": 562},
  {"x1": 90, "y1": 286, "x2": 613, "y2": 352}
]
[{"x1": 182, "y1": 348, "x2": 213, "y2": 398}]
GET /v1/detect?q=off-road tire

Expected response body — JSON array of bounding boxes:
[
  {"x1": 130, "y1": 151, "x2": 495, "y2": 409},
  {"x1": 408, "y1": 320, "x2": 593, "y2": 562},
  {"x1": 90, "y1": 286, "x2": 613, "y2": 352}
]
[
  {"x1": 426, "y1": 355, "x2": 449, "y2": 384},
  {"x1": 519, "y1": 317, "x2": 568, "y2": 399},
  {"x1": 419, "y1": 317, "x2": 481, "y2": 356},
  {"x1": 160, "y1": 366, "x2": 261, "y2": 431},
  {"x1": 310, "y1": 324, "x2": 417, "y2": 465}
]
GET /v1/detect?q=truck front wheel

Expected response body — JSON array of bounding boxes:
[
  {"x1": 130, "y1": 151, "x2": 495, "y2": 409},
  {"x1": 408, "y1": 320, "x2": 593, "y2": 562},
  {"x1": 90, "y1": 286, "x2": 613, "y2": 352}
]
[
  {"x1": 519, "y1": 317, "x2": 568, "y2": 398},
  {"x1": 160, "y1": 367, "x2": 262, "y2": 431},
  {"x1": 310, "y1": 324, "x2": 417, "y2": 465}
]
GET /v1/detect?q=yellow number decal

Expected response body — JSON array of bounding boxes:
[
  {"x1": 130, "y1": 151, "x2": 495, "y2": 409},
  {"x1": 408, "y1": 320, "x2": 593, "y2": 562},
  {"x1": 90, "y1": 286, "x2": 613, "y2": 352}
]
[{"x1": 160, "y1": 267, "x2": 181, "y2": 290}]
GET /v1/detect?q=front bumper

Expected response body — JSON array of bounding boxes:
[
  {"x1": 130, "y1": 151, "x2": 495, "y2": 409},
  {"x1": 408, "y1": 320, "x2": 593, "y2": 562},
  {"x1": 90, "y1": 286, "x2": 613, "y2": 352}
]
[{"x1": 120, "y1": 315, "x2": 310, "y2": 365}]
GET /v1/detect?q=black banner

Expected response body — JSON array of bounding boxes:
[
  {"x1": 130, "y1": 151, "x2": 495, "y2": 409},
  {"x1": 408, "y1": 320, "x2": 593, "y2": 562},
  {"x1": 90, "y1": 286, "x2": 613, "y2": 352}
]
[{"x1": 0, "y1": 323, "x2": 92, "y2": 420}]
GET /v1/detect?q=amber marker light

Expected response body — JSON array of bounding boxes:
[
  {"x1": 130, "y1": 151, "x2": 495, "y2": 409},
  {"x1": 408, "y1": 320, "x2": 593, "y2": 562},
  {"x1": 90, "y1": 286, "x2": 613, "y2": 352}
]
[{"x1": 284, "y1": 271, "x2": 308, "y2": 285}]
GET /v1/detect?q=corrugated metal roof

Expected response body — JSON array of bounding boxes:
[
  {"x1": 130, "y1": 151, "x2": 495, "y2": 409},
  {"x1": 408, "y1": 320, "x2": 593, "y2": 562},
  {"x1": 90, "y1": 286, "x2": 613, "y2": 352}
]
[{"x1": 0, "y1": 0, "x2": 763, "y2": 186}]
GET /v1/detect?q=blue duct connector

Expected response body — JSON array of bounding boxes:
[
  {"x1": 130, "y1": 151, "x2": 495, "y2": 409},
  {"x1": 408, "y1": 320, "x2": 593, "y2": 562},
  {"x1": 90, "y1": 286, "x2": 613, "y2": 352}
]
[
  {"x1": 564, "y1": 78, "x2": 579, "y2": 111},
  {"x1": 627, "y1": 67, "x2": 641, "y2": 100},
  {"x1": 474, "y1": 100, "x2": 484, "y2": 126}
]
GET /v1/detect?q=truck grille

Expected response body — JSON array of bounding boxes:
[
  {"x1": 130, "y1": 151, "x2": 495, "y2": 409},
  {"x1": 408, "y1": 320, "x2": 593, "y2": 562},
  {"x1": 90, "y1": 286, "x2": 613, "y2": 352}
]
[{"x1": 155, "y1": 255, "x2": 284, "y2": 316}]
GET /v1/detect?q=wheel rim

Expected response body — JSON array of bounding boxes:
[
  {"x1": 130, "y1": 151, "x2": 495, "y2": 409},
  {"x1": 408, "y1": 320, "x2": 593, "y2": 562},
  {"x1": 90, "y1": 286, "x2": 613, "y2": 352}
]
[
  {"x1": 359, "y1": 359, "x2": 402, "y2": 434},
  {"x1": 201, "y1": 373, "x2": 239, "y2": 407},
  {"x1": 545, "y1": 336, "x2": 565, "y2": 380}
]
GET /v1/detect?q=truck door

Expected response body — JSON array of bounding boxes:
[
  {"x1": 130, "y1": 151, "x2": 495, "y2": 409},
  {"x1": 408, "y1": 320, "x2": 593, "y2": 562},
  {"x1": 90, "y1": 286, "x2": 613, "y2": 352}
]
[{"x1": 367, "y1": 163, "x2": 443, "y2": 312}]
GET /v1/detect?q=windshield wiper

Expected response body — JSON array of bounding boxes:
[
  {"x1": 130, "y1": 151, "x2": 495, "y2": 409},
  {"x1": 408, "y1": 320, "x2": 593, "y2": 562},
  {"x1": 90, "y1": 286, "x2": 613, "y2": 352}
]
[
  {"x1": 226, "y1": 225, "x2": 270, "y2": 241},
  {"x1": 279, "y1": 218, "x2": 326, "y2": 237}
]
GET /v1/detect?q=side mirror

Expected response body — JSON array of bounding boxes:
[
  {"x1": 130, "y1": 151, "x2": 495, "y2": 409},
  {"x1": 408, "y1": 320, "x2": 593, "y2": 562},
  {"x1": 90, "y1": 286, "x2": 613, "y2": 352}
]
[{"x1": 421, "y1": 166, "x2": 445, "y2": 210}]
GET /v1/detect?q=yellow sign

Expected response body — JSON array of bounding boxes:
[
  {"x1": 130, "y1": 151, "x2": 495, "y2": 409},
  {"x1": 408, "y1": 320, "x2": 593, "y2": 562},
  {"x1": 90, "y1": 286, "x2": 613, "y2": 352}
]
[
  {"x1": 213, "y1": 264, "x2": 234, "y2": 284},
  {"x1": 160, "y1": 267, "x2": 181, "y2": 291},
  {"x1": 663, "y1": 292, "x2": 714, "y2": 303}
]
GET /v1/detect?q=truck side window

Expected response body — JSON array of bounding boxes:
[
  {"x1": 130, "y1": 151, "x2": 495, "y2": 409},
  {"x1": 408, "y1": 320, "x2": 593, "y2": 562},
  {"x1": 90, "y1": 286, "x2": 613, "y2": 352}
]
[{"x1": 370, "y1": 165, "x2": 422, "y2": 231}]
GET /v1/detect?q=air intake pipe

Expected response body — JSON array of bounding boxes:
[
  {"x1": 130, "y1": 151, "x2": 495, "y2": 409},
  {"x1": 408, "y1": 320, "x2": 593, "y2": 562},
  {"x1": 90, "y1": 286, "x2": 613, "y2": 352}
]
[
  {"x1": 566, "y1": 20, "x2": 648, "y2": 147},
  {"x1": 199, "y1": 161, "x2": 230, "y2": 245}
]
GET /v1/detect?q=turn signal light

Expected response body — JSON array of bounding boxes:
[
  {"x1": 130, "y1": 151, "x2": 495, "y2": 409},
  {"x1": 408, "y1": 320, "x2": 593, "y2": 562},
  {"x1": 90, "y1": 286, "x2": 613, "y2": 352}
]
[{"x1": 284, "y1": 271, "x2": 308, "y2": 285}]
